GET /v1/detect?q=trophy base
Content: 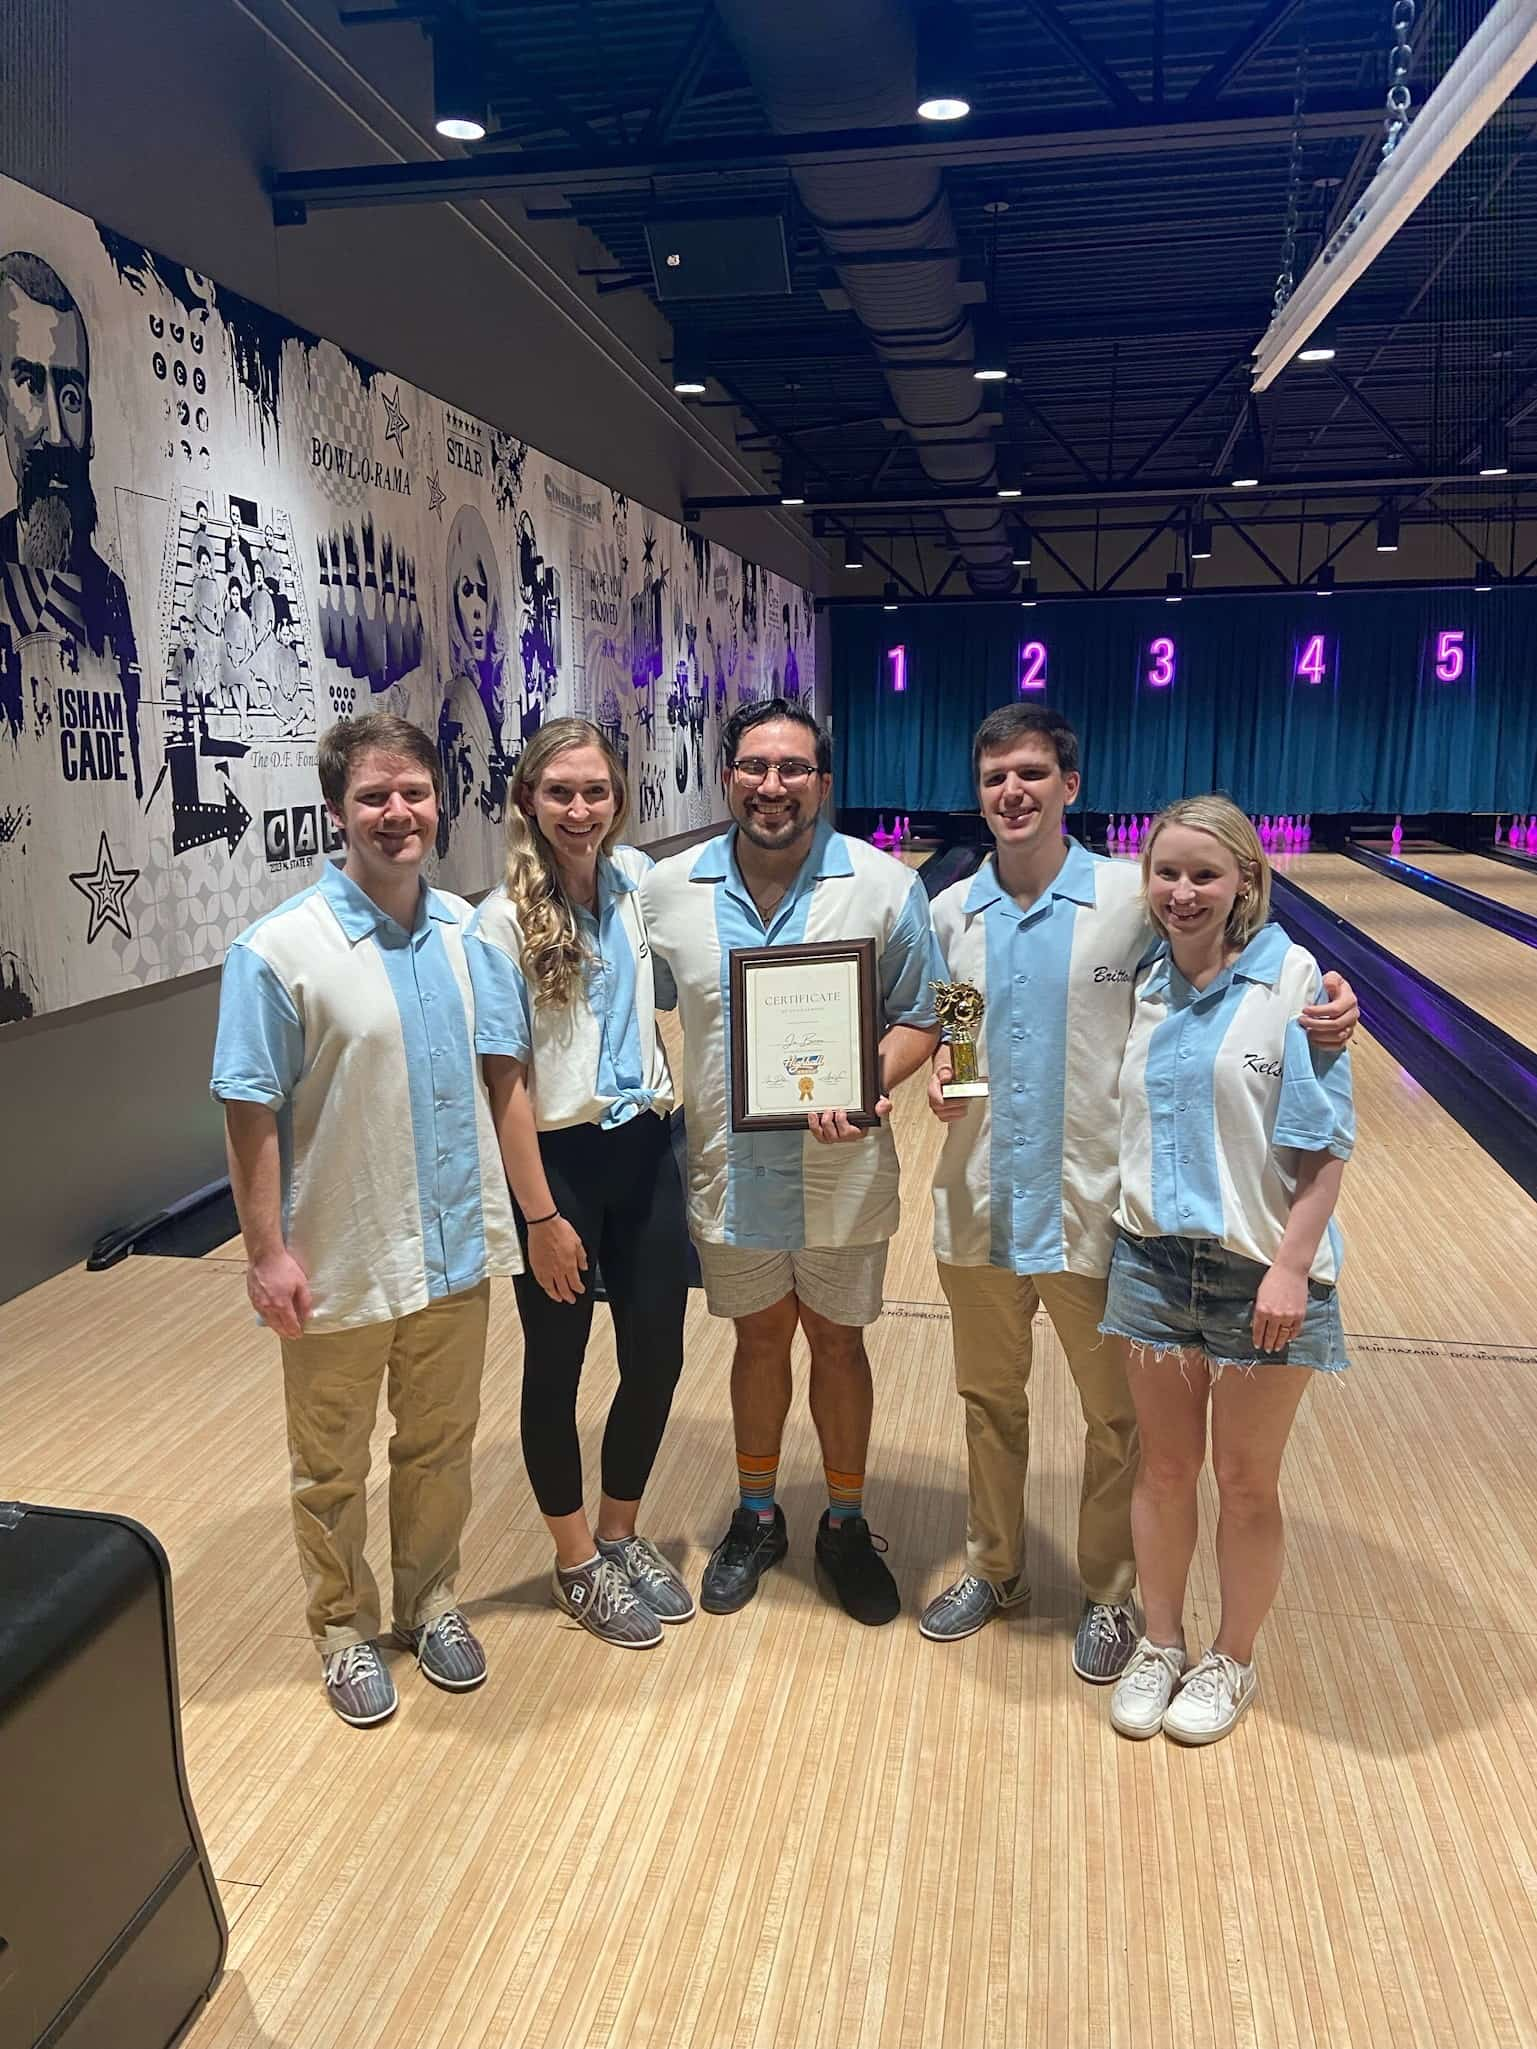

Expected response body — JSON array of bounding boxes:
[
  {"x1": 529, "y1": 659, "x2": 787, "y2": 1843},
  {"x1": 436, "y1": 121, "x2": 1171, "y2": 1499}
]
[{"x1": 940, "y1": 1080, "x2": 990, "y2": 1100}]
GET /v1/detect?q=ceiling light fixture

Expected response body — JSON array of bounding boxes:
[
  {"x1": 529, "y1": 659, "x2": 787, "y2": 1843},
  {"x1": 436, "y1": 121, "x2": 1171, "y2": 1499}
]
[
  {"x1": 432, "y1": 15, "x2": 487, "y2": 142},
  {"x1": 915, "y1": 0, "x2": 974, "y2": 121}
]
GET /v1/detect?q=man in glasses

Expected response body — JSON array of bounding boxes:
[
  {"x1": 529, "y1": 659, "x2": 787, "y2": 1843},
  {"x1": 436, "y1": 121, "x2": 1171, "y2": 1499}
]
[{"x1": 641, "y1": 698, "x2": 943, "y2": 1625}]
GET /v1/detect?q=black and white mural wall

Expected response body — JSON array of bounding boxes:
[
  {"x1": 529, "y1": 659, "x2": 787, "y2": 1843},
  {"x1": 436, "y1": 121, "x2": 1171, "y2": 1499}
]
[{"x1": 0, "y1": 170, "x2": 817, "y2": 1024}]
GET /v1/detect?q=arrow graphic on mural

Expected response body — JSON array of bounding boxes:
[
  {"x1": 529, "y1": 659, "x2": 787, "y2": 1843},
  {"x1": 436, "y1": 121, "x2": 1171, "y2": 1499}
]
[{"x1": 167, "y1": 742, "x2": 253, "y2": 856}]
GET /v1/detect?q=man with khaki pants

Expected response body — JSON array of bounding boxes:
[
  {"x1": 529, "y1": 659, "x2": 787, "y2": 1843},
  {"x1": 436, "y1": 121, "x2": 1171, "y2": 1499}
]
[
  {"x1": 920, "y1": 705, "x2": 1358, "y2": 1680},
  {"x1": 212, "y1": 713, "x2": 521, "y2": 1725}
]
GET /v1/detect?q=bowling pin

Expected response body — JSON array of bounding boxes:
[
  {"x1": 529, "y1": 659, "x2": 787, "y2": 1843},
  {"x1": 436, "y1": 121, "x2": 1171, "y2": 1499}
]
[
  {"x1": 1528, "y1": 817, "x2": 1537, "y2": 851},
  {"x1": 1392, "y1": 813, "x2": 1403, "y2": 847},
  {"x1": 1495, "y1": 815, "x2": 1504, "y2": 844},
  {"x1": 1260, "y1": 815, "x2": 1271, "y2": 844}
]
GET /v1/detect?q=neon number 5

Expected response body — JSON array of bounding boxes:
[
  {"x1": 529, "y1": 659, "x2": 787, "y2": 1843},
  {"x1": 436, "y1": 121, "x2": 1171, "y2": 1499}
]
[
  {"x1": 1296, "y1": 633, "x2": 1327, "y2": 685},
  {"x1": 1434, "y1": 629, "x2": 1465, "y2": 683},
  {"x1": 1147, "y1": 636, "x2": 1176, "y2": 688},
  {"x1": 1019, "y1": 640, "x2": 1047, "y2": 693},
  {"x1": 886, "y1": 644, "x2": 906, "y2": 693}
]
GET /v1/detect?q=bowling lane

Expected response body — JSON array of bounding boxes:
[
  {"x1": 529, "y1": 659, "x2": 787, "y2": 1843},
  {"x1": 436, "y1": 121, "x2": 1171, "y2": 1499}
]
[
  {"x1": 1273, "y1": 849, "x2": 1537, "y2": 1055},
  {"x1": 1408, "y1": 848, "x2": 1537, "y2": 920}
]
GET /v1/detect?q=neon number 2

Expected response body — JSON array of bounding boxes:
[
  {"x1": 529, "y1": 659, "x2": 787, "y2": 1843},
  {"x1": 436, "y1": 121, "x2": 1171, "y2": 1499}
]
[
  {"x1": 1019, "y1": 640, "x2": 1047, "y2": 693},
  {"x1": 1434, "y1": 629, "x2": 1465, "y2": 683},
  {"x1": 1296, "y1": 633, "x2": 1328, "y2": 685},
  {"x1": 886, "y1": 644, "x2": 906, "y2": 693},
  {"x1": 1147, "y1": 636, "x2": 1176, "y2": 688}
]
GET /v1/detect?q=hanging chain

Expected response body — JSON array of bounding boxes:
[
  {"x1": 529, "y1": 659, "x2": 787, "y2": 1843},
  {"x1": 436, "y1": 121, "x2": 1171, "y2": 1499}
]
[
  {"x1": 1382, "y1": 0, "x2": 1417, "y2": 162},
  {"x1": 1272, "y1": 32, "x2": 1310, "y2": 316}
]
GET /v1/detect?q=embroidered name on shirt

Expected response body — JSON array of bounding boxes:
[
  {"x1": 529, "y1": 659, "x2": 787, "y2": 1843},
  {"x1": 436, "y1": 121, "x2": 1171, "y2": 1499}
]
[
  {"x1": 1243, "y1": 1053, "x2": 1284, "y2": 1078},
  {"x1": 1093, "y1": 965, "x2": 1132, "y2": 983}
]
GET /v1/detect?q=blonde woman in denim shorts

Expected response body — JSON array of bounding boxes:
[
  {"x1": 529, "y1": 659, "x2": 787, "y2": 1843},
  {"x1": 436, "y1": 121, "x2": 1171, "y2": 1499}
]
[{"x1": 1099, "y1": 796, "x2": 1354, "y2": 1746}]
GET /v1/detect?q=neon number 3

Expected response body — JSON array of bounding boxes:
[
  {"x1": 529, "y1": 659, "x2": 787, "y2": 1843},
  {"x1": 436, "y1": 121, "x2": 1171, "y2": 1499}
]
[
  {"x1": 1147, "y1": 636, "x2": 1176, "y2": 688},
  {"x1": 1019, "y1": 641, "x2": 1047, "y2": 693},
  {"x1": 1434, "y1": 630, "x2": 1465, "y2": 683},
  {"x1": 1296, "y1": 634, "x2": 1327, "y2": 685}
]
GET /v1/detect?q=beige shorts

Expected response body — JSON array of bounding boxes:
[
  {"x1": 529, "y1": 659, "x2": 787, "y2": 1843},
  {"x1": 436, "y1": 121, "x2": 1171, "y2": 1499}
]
[{"x1": 694, "y1": 1239, "x2": 889, "y2": 1327}]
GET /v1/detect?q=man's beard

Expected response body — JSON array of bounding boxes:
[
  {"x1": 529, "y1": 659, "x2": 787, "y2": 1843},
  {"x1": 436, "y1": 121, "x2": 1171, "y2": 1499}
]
[{"x1": 17, "y1": 445, "x2": 97, "y2": 575}]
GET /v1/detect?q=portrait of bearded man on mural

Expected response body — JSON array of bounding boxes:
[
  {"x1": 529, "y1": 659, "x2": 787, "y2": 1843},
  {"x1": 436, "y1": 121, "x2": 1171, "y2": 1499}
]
[{"x1": 0, "y1": 249, "x2": 143, "y2": 796}]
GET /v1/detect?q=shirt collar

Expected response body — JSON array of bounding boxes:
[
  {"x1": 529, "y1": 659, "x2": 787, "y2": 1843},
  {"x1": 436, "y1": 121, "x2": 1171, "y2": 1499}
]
[
  {"x1": 318, "y1": 859, "x2": 449, "y2": 942},
  {"x1": 689, "y1": 817, "x2": 854, "y2": 891},
  {"x1": 1143, "y1": 920, "x2": 1291, "y2": 1002},
  {"x1": 964, "y1": 838, "x2": 1101, "y2": 917}
]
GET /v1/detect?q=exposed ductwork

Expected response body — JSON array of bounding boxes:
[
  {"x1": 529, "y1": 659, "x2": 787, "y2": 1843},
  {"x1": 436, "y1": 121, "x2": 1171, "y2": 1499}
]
[{"x1": 711, "y1": 0, "x2": 1015, "y2": 593}]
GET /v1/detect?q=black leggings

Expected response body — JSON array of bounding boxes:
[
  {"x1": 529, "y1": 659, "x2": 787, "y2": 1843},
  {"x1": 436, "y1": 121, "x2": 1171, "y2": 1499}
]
[{"x1": 512, "y1": 1112, "x2": 688, "y2": 1518}]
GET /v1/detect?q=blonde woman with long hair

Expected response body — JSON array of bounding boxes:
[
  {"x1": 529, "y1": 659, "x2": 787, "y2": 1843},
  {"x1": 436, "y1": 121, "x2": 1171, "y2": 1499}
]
[
  {"x1": 1100, "y1": 796, "x2": 1355, "y2": 1746},
  {"x1": 466, "y1": 718, "x2": 691, "y2": 1649}
]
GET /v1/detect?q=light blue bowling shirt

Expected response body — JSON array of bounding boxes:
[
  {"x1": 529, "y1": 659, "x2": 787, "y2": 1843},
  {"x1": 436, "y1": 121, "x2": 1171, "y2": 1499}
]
[
  {"x1": 930, "y1": 842, "x2": 1155, "y2": 1277},
  {"x1": 465, "y1": 845, "x2": 675, "y2": 1132},
  {"x1": 211, "y1": 861, "x2": 521, "y2": 1331},
  {"x1": 640, "y1": 820, "x2": 944, "y2": 1248},
  {"x1": 1115, "y1": 923, "x2": 1354, "y2": 1283}
]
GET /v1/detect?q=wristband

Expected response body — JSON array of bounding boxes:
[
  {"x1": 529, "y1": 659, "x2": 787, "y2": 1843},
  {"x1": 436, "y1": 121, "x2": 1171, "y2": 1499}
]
[{"x1": 525, "y1": 1208, "x2": 561, "y2": 1227}]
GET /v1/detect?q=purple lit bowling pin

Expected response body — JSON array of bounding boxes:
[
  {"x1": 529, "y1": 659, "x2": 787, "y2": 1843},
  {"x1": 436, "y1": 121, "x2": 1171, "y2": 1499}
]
[
  {"x1": 1392, "y1": 813, "x2": 1403, "y2": 848},
  {"x1": 1260, "y1": 815, "x2": 1271, "y2": 845}
]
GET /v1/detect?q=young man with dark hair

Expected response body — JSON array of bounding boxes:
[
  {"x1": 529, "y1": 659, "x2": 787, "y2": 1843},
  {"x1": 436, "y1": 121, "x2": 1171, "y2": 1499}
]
[
  {"x1": 212, "y1": 713, "x2": 522, "y2": 1725},
  {"x1": 641, "y1": 697, "x2": 943, "y2": 1625},
  {"x1": 920, "y1": 704, "x2": 1358, "y2": 1680}
]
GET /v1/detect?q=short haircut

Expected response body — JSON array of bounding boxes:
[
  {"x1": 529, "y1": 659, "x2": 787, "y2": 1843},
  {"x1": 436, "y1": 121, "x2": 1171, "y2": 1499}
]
[
  {"x1": 971, "y1": 703, "x2": 1081, "y2": 783},
  {"x1": 0, "y1": 251, "x2": 81, "y2": 321},
  {"x1": 318, "y1": 713, "x2": 442, "y2": 811},
  {"x1": 1141, "y1": 795, "x2": 1272, "y2": 948},
  {"x1": 721, "y1": 695, "x2": 831, "y2": 776}
]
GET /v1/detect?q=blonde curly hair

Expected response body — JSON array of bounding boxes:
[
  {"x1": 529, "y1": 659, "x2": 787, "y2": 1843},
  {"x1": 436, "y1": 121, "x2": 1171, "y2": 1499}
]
[
  {"x1": 504, "y1": 718, "x2": 630, "y2": 1008},
  {"x1": 1141, "y1": 794, "x2": 1272, "y2": 949}
]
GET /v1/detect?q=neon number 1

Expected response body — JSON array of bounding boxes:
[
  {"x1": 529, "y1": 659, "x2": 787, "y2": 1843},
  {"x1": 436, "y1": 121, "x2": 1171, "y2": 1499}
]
[
  {"x1": 1434, "y1": 629, "x2": 1465, "y2": 682},
  {"x1": 1146, "y1": 636, "x2": 1176, "y2": 688},
  {"x1": 1296, "y1": 634, "x2": 1328, "y2": 685},
  {"x1": 886, "y1": 644, "x2": 906, "y2": 692},
  {"x1": 1019, "y1": 640, "x2": 1047, "y2": 693}
]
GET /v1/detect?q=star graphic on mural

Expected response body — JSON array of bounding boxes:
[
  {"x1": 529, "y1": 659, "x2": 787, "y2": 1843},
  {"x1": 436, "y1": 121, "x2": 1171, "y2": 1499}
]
[
  {"x1": 642, "y1": 528, "x2": 656, "y2": 573},
  {"x1": 68, "y1": 832, "x2": 140, "y2": 944},
  {"x1": 381, "y1": 385, "x2": 411, "y2": 454},
  {"x1": 427, "y1": 468, "x2": 446, "y2": 518}
]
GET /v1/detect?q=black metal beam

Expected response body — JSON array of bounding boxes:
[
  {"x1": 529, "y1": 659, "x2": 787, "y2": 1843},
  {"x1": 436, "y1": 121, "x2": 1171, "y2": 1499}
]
[
  {"x1": 1120, "y1": 356, "x2": 1248, "y2": 481},
  {"x1": 637, "y1": 3, "x2": 718, "y2": 148},
  {"x1": 1023, "y1": 0, "x2": 1141, "y2": 117},
  {"x1": 1323, "y1": 366, "x2": 1425, "y2": 469},
  {"x1": 268, "y1": 91, "x2": 1448, "y2": 216},
  {"x1": 1185, "y1": 0, "x2": 1308, "y2": 111},
  {"x1": 814, "y1": 569, "x2": 1537, "y2": 607},
  {"x1": 685, "y1": 470, "x2": 1537, "y2": 515}
]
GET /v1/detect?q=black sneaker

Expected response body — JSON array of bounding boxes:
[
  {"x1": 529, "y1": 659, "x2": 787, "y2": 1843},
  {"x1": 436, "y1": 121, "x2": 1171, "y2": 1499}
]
[
  {"x1": 700, "y1": 1505, "x2": 789, "y2": 1615},
  {"x1": 815, "y1": 1510, "x2": 900, "y2": 1626}
]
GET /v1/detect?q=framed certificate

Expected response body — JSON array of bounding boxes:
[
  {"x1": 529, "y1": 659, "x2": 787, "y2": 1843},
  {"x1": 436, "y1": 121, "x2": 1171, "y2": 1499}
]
[{"x1": 729, "y1": 938, "x2": 881, "y2": 1132}]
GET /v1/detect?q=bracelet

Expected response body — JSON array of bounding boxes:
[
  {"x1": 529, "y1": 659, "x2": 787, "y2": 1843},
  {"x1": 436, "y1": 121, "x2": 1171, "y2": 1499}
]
[{"x1": 525, "y1": 1208, "x2": 561, "y2": 1227}]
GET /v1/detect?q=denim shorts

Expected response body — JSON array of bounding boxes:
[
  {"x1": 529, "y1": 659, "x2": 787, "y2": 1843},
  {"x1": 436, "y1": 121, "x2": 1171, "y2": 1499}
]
[{"x1": 1099, "y1": 1230, "x2": 1349, "y2": 1374}]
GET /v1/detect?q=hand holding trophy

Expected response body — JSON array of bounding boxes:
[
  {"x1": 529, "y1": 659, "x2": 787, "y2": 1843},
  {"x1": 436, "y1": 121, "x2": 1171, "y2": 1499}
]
[{"x1": 932, "y1": 980, "x2": 989, "y2": 1100}]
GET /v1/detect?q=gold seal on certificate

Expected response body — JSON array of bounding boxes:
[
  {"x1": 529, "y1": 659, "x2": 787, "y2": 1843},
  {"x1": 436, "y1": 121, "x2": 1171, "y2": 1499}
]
[
  {"x1": 730, "y1": 938, "x2": 881, "y2": 1131},
  {"x1": 932, "y1": 979, "x2": 989, "y2": 1100}
]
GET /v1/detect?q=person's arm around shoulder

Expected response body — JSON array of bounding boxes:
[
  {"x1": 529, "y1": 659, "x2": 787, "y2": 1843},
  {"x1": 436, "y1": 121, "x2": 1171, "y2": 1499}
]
[
  {"x1": 1253, "y1": 954, "x2": 1356, "y2": 1351},
  {"x1": 212, "y1": 943, "x2": 309, "y2": 1338}
]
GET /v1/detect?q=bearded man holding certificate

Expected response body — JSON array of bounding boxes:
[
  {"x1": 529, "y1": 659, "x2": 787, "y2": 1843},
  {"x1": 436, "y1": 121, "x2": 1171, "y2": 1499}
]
[{"x1": 641, "y1": 698, "x2": 943, "y2": 1626}]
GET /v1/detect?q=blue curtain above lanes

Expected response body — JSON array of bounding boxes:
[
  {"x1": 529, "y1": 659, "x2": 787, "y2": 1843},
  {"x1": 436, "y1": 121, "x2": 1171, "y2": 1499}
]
[{"x1": 832, "y1": 590, "x2": 1537, "y2": 815}]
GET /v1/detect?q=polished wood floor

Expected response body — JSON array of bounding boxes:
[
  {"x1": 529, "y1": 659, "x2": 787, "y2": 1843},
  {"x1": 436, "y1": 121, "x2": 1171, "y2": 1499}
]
[
  {"x1": 7, "y1": 915, "x2": 1537, "y2": 2046},
  {"x1": 1413, "y1": 848, "x2": 1537, "y2": 919},
  {"x1": 1274, "y1": 850, "x2": 1537, "y2": 1051}
]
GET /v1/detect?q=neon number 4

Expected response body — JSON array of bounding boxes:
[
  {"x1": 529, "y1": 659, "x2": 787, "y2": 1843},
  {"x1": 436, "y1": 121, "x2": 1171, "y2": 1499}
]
[
  {"x1": 1019, "y1": 640, "x2": 1047, "y2": 693},
  {"x1": 1434, "y1": 629, "x2": 1465, "y2": 683},
  {"x1": 1296, "y1": 633, "x2": 1328, "y2": 685},
  {"x1": 886, "y1": 644, "x2": 906, "y2": 693},
  {"x1": 1147, "y1": 636, "x2": 1176, "y2": 688}
]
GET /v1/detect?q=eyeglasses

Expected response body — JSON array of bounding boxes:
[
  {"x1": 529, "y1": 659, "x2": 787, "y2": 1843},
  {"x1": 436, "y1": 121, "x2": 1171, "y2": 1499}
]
[{"x1": 729, "y1": 757, "x2": 819, "y2": 787}]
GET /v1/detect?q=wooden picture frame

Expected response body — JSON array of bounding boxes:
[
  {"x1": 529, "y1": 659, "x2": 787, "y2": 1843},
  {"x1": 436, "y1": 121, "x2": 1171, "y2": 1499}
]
[{"x1": 728, "y1": 938, "x2": 881, "y2": 1132}]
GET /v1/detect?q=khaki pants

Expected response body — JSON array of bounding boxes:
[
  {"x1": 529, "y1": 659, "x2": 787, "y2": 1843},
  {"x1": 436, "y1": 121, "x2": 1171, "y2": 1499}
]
[
  {"x1": 279, "y1": 1281, "x2": 490, "y2": 1654},
  {"x1": 937, "y1": 1263, "x2": 1137, "y2": 1602}
]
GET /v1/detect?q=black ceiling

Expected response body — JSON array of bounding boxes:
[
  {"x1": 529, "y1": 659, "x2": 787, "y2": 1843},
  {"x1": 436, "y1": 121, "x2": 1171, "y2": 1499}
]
[{"x1": 330, "y1": 2, "x2": 1537, "y2": 566}]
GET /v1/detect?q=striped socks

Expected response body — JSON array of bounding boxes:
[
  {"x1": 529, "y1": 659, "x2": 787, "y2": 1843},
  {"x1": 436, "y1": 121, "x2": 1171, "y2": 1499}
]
[
  {"x1": 737, "y1": 1450, "x2": 779, "y2": 1523},
  {"x1": 825, "y1": 1466, "x2": 864, "y2": 1525}
]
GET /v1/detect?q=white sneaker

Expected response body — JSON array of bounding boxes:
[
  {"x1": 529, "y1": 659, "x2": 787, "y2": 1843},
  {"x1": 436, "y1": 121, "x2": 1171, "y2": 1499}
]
[
  {"x1": 1162, "y1": 1648, "x2": 1257, "y2": 1745},
  {"x1": 1109, "y1": 1637, "x2": 1188, "y2": 1739}
]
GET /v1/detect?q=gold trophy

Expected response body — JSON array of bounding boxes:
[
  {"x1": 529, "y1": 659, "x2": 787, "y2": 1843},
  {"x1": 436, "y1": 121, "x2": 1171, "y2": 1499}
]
[{"x1": 932, "y1": 980, "x2": 989, "y2": 1099}]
